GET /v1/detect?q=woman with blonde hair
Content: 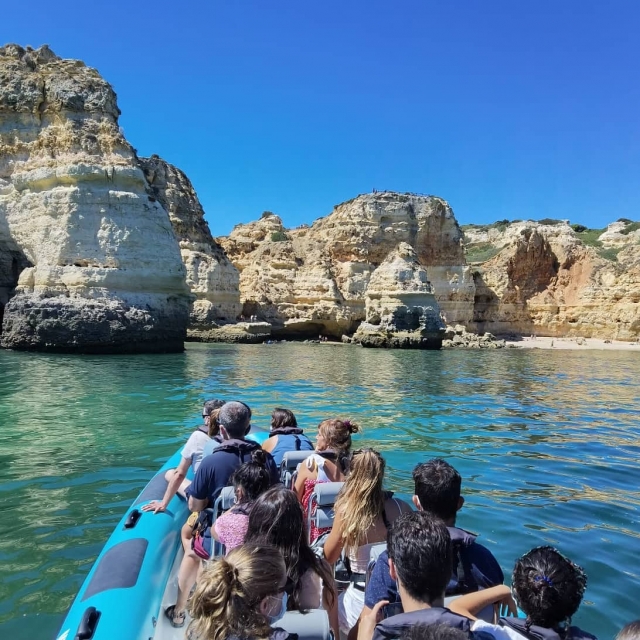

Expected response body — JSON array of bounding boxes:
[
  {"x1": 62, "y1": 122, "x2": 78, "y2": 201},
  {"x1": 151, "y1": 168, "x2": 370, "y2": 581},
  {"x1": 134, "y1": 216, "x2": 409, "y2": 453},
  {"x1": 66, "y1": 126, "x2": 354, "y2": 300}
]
[
  {"x1": 188, "y1": 543, "x2": 295, "y2": 640},
  {"x1": 323, "y1": 448, "x2": 412, "y2": 635},
  {"x1": 294, "y1": 418, "x2": 359, "y2": 543}
]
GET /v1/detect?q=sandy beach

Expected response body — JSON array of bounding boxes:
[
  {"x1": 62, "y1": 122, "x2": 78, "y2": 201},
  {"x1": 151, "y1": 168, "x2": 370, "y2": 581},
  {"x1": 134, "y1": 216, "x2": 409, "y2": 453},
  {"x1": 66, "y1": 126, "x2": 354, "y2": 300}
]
[{"x1": 504, "y1": 336, "x2": 640, "y2": 351}]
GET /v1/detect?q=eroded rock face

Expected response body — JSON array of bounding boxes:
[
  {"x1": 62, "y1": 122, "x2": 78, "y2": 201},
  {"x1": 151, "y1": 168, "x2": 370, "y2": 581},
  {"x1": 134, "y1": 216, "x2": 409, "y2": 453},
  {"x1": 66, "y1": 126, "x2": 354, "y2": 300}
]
[
  {"x1": 353, "y1": 242, "x2": 445, "y2": 349},
  {"x1": 466, "y1": 221, "x2": 640, "y2": 339},
  {"x1": 0, "y1": 44, "x2": 190, "y2": 352},
  {"x1": 219, "y1": 194, "x2": 471, "y2": 338},
  {"x1": 139, "y1": 155, "x2": 241, "y2": 327}
]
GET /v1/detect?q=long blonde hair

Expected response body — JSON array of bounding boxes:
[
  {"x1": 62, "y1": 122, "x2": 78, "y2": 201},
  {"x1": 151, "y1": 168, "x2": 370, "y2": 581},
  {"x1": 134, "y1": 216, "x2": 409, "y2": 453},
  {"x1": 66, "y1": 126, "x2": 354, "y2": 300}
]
[
  {"x1": 188, "y1": 544, "x2": 285, "y2": 640},
  {"x1": 334, "y1": 448, "x2": 386, "y2": 551}
]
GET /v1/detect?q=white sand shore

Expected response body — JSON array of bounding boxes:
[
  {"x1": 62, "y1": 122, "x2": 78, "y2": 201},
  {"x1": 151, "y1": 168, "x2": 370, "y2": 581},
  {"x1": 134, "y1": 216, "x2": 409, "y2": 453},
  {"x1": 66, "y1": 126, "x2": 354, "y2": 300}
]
[{"x1": 504, "y1": 336, "x2": 640, "y2": 351}]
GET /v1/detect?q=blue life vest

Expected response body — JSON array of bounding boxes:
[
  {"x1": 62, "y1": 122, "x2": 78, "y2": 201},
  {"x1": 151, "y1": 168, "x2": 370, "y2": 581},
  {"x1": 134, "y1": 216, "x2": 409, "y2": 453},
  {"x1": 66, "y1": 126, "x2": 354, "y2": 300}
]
[{"x1": 269, "y1": 428, "x2": 314, "y2": 466}]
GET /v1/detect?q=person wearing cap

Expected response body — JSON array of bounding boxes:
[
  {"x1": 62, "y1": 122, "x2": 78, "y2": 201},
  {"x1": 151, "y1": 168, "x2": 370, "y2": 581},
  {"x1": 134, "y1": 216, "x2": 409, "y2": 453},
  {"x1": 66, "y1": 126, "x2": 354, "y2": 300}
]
[{"x1": 142, "y1": 399, "x2": 225, "y2": 515}]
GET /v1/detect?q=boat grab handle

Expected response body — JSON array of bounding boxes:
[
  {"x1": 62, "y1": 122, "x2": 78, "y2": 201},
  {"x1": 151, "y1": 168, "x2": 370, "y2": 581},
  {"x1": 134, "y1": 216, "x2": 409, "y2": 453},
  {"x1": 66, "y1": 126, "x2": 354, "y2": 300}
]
[
  {"x1": 123, "y1": 509, "x2": 142, "y2": 529},
  {"x1": 75, "y1": 606, "x2": 101, "y2": 640}
]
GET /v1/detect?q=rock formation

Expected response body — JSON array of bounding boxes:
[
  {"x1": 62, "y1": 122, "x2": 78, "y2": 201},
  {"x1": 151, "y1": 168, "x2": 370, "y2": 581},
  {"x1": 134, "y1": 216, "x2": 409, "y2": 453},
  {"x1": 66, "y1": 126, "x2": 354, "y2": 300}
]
[
  {"x1": 218, "y1": 202, "x2": 639, "y2": 343},
  {"x1": 352, "y1": 242, "x2": 445, "y2": 348},
  {"x1": 219, "y1": 193, "x2": 472, "y2": 341},
  {"x1": 139, "y1": 155, "x2": 241, "y2": 329},
  {"x1": 0, "y1": 44, "x2": 191, "y2": 352},
  {"x1": 464, "y1": 220, "x2": 640, "y2": 339}
]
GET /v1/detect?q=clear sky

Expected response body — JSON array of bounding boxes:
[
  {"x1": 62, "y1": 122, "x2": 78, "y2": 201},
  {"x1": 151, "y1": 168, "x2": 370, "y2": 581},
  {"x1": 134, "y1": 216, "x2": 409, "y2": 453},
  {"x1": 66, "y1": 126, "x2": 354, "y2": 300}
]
[{"x1": 3, "y1": 1, "x2": 640, "y2": 235}]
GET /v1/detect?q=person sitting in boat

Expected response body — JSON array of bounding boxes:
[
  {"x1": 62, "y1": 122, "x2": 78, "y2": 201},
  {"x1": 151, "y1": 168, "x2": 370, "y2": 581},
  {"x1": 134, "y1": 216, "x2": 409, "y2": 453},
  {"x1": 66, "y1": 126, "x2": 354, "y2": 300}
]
[
  {"x1": 358, "y1": 511, "x2": 479, "y2": 640},
  {"x1": 448, "y1": 546, "x2": 597, "y2": 640},
  {"x1": 262, "y1": 407, "x2": 314, "y2": 466},
  {"x1": 361, "y1": 458, "x2": 504, "y2": 624},
  {"x1": 617, "y1": 621, "x2": 640, "y2": 640},
  {"x1": 245, "y1": 485, "x2": 338, "y2": 636},
  {"x1": 212, "y1": 449, "x2": 272, "y2": 552},
  {"x1": 322, "y1": 448, "x2": 412, "y2": 636},
  {"x1": 142, "y1": 398, "x2": 225, "y2": 514},
  {"x1": 187, "y1": 543, "x2": 296, "y2": 640},
  {"x1": 294, "y1": 417, "x2": 359, "y2": 543},
  {"x1": 189, "y1": 401, "x2": 280, "y2": 507},
  {"x1": 165, "y1": 402, "x2": 280, "y2": 628}
]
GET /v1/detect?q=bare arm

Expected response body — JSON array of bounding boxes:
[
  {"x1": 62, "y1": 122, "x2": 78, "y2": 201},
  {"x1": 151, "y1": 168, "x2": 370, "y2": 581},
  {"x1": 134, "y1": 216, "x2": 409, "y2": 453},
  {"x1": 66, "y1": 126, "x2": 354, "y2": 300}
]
[
  {"x1": 188, "y1": 494, "x2": 208, "y2": 512},
  {"x1": 262, "y1": 435, "x2": 277, "y2": 453},
  {"x1": 142, "y1": 456, "x2": 191, "y2": 513},
  {"x1": 322, "y1": 509, "x2": 345, "y2": 564},
  {"x1": 324, "y1": 580, "x2": 340, "y2": 640},
  {"x1": 357, "y1": 601, "x2": 388, "y2": 640},
  {"x1": 294, "y1": 458, "x2": 315, "y2": 500},
  {"x1": 447, "y1": 585, "x2": 515, "y2": 620}
]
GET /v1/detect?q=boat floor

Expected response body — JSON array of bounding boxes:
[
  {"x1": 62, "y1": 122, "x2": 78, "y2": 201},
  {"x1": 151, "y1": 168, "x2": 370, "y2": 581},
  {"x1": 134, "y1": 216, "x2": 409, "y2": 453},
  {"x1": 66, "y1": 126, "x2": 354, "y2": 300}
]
[{"x1": 154, "y1": 546, "x2": 191, "y2": 640}]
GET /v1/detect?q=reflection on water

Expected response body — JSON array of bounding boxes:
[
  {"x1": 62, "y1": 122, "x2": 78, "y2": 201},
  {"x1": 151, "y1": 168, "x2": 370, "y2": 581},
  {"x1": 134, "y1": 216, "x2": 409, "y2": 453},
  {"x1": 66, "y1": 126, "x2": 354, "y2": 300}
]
[{"x1": 0, "y1": 344, "x2": 639, "y2": 638}]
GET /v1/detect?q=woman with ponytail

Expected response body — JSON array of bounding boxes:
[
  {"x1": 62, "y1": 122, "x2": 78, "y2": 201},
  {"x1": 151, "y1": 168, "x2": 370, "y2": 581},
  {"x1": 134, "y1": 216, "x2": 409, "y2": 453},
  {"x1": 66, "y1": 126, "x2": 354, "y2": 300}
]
[
  {"x1": 188, "y1": 544, "x2": 295, "y2": 640},
  {"x1": 212, "y1": 449, "x2": 272, "y2": 552},
  {"x1": 323, "y1": 448, "x2": 412, "y2": 634},
  {"x1": 449, "y1": 546, "x2": 596, "y2": 640},
  {"x1": 294, "y1": 418, "x2": 359, "y2": 543}
]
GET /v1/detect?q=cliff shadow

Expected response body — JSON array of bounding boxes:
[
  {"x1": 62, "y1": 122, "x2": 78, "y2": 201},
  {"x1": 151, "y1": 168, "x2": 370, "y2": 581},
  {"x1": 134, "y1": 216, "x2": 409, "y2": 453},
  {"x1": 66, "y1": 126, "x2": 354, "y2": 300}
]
[{"x1": 0, "y1": 216, "x2": 33, "y2": 336}]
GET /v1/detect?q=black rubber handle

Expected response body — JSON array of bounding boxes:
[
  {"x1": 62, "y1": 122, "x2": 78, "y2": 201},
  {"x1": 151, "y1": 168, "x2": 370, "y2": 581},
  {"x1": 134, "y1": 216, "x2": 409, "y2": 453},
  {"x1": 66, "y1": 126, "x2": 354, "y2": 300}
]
[
  {"x1": 124, "y1": 508, "x2": 142, "y2": 529},
  {"x1": 75, "y1": 606, "x2": 101, "y2": 640}
]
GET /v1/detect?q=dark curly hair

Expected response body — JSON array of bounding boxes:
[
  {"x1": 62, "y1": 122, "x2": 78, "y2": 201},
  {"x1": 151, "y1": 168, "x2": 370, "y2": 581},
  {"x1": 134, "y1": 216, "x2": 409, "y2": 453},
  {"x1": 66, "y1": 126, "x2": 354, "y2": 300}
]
[{"x1": 512, "y1": 546, "x2": 587, "y2": 634}]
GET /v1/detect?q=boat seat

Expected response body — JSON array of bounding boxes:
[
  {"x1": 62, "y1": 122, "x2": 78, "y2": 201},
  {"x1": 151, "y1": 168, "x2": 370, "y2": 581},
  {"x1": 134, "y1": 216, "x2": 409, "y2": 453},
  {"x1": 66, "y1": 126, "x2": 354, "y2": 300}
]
[
  {"x1": 210, "y1": 486, "x2": 235, "y2": 557},
  {"x1": 212, "y1": 486, "x2": 236, "y2": 518},
  {"x1": 305, "y1": 481, "x2": 344, "y2": 543},
  {"x1": 280, "y1": 450, "x2": 314, "y2": 488},
  {"x1": 275, "y1": 609, "x2": 333, "y2": 640}
]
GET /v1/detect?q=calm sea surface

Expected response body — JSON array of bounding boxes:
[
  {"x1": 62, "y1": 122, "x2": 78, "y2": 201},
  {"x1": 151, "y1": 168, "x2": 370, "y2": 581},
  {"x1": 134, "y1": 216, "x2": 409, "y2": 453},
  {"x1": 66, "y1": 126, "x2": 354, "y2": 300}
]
[{"x1": 0, "y1": 343, "x2": 639, "y2": 639}]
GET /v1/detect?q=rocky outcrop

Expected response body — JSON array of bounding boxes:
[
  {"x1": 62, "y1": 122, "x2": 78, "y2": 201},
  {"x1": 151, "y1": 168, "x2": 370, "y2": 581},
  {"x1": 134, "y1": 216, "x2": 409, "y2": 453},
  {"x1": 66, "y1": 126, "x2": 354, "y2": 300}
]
[
  {"x1": 219, "y1": 193, "x2": 472, "y2": 340},
  {"x1": 0, "y1": 44, "x2": 190, "y2": 352},
  {"x1": 219, "y1": 205, "x2": 639, "y2": 343},
  {"x1": 442, "y1": 324, "x2": 506, "y2": 349},
  {"x1": 465, "y1": 221, "x2": 640, "y2": 339},
  {"x1": 352, "y1": 243, "x2": 445, "y2": 348},
  {"x1": 139, "y1": 155, "x2": 241, "y2": 328}
]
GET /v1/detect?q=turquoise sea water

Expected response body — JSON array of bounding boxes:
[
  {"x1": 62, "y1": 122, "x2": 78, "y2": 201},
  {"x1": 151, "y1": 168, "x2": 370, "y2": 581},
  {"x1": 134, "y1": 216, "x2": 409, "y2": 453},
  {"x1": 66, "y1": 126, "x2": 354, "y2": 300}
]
[{"x1": 0, "y1": 343, "x2": 639, "y2": 639}]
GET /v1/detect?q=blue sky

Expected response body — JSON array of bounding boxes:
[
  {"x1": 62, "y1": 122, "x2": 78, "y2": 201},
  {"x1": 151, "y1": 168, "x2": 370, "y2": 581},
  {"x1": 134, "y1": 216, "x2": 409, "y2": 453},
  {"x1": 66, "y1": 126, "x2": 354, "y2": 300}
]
[{"x1": 3, "y1": 1, "x2": 640, "y2": 235}]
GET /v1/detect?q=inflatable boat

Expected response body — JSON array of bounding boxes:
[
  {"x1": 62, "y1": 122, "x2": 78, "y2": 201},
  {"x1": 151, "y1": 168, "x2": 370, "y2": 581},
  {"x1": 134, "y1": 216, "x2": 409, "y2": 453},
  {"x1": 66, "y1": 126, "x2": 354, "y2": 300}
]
[{"x1": 55, "y1": 433, "x2": 334, "y2": 640}]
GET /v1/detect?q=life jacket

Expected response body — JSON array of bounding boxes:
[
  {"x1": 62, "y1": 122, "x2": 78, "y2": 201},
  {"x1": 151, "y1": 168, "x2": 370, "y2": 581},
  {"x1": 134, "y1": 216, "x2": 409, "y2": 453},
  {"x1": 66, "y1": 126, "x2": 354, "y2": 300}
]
[
  {"x1": 213, "y1": 437, "x2": 262, "y2": 458},
  {"x1": 269, "y1": 426, "x2": 306, "y2": 437},
  {"x1": 270, "y1": 430, "x2": 314, "y2": 465},
  {"x1": 499, "y1": 618, "x2": 597, "y2": 640},
  {"x1": 447, "y1": 526, "x2": 480, "y2": 595},
  {"x1": 372, "y1": 607, "x2": 472, "y2": 640}
]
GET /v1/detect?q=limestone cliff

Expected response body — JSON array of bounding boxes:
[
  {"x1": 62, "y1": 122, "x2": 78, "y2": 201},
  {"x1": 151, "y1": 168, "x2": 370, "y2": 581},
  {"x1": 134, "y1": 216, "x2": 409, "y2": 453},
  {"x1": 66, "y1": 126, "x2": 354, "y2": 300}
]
[
  {"x1": 138, "y1": 155, "x2": 241, "y2": 327},
  {"x1": 464, "y1": 220, "x2": 640, "y2": 339},
  {"x1": 353, "y1": 242, "x2": 445, "y2": 348},
  {"x1": 219, "y1": 193, "x2": 472, "y2": 338},
  {"x1": 0, "y1": 44, "x2": 191, "y2": 352}
]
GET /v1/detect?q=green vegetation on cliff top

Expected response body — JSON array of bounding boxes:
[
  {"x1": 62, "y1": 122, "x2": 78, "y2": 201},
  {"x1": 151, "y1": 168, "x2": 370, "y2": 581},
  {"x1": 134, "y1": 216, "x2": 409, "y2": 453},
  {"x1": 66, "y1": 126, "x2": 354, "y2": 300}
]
[{"x1": 462, "y1": 218, "x2": 639, "y2": 264}]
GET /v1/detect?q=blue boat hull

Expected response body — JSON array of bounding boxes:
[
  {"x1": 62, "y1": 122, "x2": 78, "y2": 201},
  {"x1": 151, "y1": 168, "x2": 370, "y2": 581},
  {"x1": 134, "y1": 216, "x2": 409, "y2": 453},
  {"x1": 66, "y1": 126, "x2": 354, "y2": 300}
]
[{"x1": 56, "y1": 430, "x2": 270, "y2": 640}]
